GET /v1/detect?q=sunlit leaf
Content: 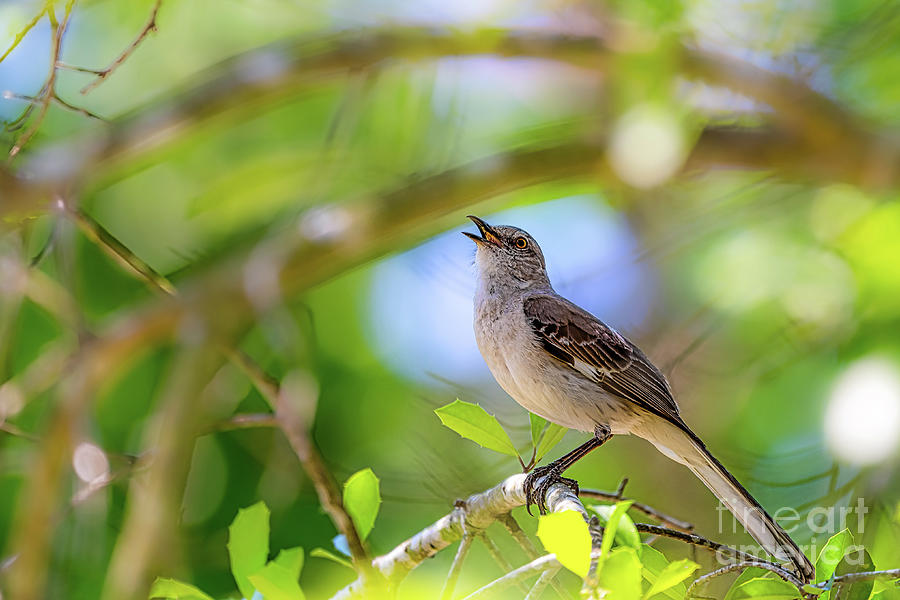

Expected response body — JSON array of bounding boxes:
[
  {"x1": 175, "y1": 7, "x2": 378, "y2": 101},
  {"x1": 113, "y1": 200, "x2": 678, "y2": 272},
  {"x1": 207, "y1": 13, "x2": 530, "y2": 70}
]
[
  {"x1": 272, "y1": 547, "x2": 304, "y2": 580},
  {"x1": 640, "y1": 546, "x2": 685, "y2": 600},
  {"x1": 732, "y1": 577, "x2": 802, "y2": 600},
  {"x1": 248, "y1": 561, "x2": 306, "y2": 600},
  {"x1": 227, "y1": 501, "x2": 270, "y2": 600},
  {"x1": 537, "y1": 510, "x2": 592, "y2": 578},
  {"x1": 530, "y1": 412, "x2": 547, "y2": 447},
  {"x1": 148, "y1": 577, "x2": 214, "y2": 600},
  {"x1": 802, "y1": 584, "x2": 826, "y2": 596},
  {"x1": 343, "y1": 468, "x2": 381, "y2": 539},
  {"x1": 643, "y1": 559, "x2": 699, "y2": 599},
  {"x1": 724, "y1": 567, "x2": 772, "y2": 600},
  {"x1": 310, "y1": 548, "x2": 354, "y2": 570},
  {"x1": 434, "y1": 399, "x2": 518, "y2": 457},
  {"x1": 535, "y1": 423, "x2": 568, "y2": 461},
  {"x1": 594, "y1": 501, "x2": 637, "y2": 557},
  {"x1": 816, "y1": 529, "x2": 853, "y2": 584},
  {"x1": 833, "y1": 546, "x2": 875, "y2": 600},
  {"x1": 597, "y1": 546, "x2": 643, "y2": 600}
]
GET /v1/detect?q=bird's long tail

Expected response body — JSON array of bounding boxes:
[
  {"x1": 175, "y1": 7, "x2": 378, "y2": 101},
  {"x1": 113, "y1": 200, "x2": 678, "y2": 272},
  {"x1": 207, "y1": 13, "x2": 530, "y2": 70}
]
[{"x1": 653, "y1": 425, "x2": 815, "y2": 582}]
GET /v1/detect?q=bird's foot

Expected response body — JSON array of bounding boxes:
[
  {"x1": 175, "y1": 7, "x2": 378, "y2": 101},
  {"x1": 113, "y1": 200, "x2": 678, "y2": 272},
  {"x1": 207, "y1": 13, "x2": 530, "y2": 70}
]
[{"x1": 523, "y1": 463, "x2": 579, "y2": 515}]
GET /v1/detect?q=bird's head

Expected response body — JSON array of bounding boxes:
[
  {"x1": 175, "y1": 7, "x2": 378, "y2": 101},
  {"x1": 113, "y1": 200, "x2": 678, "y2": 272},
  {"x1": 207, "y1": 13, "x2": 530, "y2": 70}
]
[{"x1": 463, "y1": 215, "x2": 550, "y2": 289}]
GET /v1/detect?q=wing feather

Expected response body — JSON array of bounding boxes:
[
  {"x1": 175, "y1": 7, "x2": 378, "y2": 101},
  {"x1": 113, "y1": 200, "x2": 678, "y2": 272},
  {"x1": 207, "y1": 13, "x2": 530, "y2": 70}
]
[{"x1": 523, "y1": 294, "x2": 686, "y2": 430}]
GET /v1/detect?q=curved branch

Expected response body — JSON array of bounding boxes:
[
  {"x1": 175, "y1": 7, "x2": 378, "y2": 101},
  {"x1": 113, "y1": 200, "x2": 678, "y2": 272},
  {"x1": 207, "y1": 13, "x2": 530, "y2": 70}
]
[
  {"x1": 461, "y1": 554, "x2": 562, "y2": 600},
  {"x1": 686, "y1": 561, "x2": 802, "y2": 598},
  {"x1": 330, "y1": 474, "x2": 585, "y2": 599},
  {"x1": 10, "y1": 25, "x2": 898, "y2": 203}
]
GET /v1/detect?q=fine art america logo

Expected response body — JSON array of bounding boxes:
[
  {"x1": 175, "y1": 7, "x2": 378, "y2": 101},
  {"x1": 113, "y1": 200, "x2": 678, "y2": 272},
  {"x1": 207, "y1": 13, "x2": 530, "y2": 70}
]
[{"x1": 714, "y1": 499, "x2": 869, "y2": 565}]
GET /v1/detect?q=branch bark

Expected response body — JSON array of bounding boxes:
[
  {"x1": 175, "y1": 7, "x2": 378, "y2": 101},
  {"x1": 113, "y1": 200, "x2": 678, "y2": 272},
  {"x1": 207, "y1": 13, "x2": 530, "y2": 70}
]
[{"x1": 330, "y1": 473, "x2": 586, "y2": 599}]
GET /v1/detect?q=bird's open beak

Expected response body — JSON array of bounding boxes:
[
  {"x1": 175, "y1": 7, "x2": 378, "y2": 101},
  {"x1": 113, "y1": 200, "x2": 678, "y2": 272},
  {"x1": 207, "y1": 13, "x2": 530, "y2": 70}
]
[{"x1": 463, "y1": 215, "x2": 502, "y2": 247}]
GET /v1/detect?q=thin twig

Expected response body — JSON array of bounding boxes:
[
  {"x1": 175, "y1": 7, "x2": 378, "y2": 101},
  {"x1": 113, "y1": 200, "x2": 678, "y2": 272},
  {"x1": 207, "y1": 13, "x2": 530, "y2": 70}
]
[
  {"x1": 477, "y1": 532, "x2": 531, "y2": 596},
  {"x1": 0, "y1": 422, "x2": 40, "y2": 442},
  {"x1": 827, "y1": 568, "x2": 900, "y2": 586},
  {"x1": 497, "y1": 513, "x2": 572, "y2": 600},
  {"x1": 253, "y1": 364, "x2": 378, "y2": 586},
  {"x1": 441, "y1": 535, "x2": 474, "y2": 600},
  {"x1": 0, "y1": 8, "x2": 46, "y2": 64},
  {"x1": 67, "y1": 208, "x2": 177, "y2": 296},
  {"x1": 80, "y1": 0, "x2": 162, "y2": 94},
  {"x1": 461, "y1": 554, "x2": 560, "y2": 600},
  {"x1": 635, "y1": 523, "x2": 776, "y2": 566},
  {"x1": 29, "y1": 217, "x2": 59, "y2": 268},
  {"x1": 3, "y1": 92, "x2": 104, "y2": 120},
  {"x1": 8, "y1": 3, "x2": 73, "y2": 160},
  {"x1": 59, "y1": 191, "x2": 376, "y2": 586},
  {"x1": 206, "y1": 413, "x2": 279, "y2": 433},
  {"x1": 580, "y1": 487, "x2": 694, "y2": 532},
  {"x1": 525, "y1": 567, "x2": 561, "y2": 600},
  {"x1": 498, "y1": 513, "x2": 540, "y2": 560},
  {"x1": 686, "y1": 561, "x2": 803, "y2": 598},
  {"x1": 51, "y1": 93, "x2": 105, "y2": 120}
]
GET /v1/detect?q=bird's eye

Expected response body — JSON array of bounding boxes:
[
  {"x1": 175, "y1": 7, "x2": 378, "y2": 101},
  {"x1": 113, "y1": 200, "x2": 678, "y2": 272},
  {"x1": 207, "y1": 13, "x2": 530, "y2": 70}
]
[{"x1": 514, "y1": 237, "x2": 528, "y2": 249}]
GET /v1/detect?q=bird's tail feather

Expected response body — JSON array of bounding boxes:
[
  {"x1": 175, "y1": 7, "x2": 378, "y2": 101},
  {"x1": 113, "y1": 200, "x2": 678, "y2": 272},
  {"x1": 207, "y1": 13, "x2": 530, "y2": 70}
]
[{"x1": 677, "y1": 432, "x2": 815, "y2": 582}]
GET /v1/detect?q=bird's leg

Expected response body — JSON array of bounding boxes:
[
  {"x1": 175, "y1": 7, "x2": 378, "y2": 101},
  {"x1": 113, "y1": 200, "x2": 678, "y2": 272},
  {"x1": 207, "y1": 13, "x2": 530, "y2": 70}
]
[{"x1": 524, "y1": 425, "x2": 612, "y2": 515}]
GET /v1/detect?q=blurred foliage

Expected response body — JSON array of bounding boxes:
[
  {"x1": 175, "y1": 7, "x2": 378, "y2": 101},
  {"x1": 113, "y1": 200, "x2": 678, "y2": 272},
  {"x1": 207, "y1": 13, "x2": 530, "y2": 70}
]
[{"x1": 1, "y1": 0, "x2": 900, "y2": 599}]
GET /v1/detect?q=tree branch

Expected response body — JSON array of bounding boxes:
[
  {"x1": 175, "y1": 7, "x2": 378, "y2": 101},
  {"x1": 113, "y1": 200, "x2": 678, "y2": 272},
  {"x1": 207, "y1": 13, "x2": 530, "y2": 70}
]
[
  {"x1": 330, "y1": 473, "x2": 584, "y2": 599},
  {"x1": 77, "y1": 0, "x2": 163, "y2": 94},
  {"x1": 686, "y1": 561, "x2": 801, "y2": 598},
  {"x1": 7, "y1": 25, "x2": 897, "y2": 203},
  {"x1": 461, "y1": 554, "x2": 562, "y2": 600},
  {"x1": 525, "y1": 566, "x2": 561, "y2": 600},
  {"x1": 64, "y1": 207, "x2": 379, "y2": 585},
  {"x1": 580, "y1": 481, "x2": 693, "y2": 532},
  {"x1": 7, "y1": 3, "x2": 73, "y2": 161},
  {"x1": 440, "y1": 535, "x2": 474, "y2": 600}
]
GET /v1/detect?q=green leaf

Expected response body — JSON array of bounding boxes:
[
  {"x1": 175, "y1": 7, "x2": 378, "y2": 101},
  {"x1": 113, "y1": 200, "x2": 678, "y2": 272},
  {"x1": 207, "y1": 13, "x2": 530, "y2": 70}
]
[
  {"x1": 732, "y1": 577, "x2": 802, "y2": 600},
  {"x1": 833, "y1": 546, "x2": 875, "y2": 600},
  {"x1": 724, "y1": 567, "x2": 771, "y2": 600},
  {"x1": 343, "y1": 468, "x2": 381, "y2": 540},
  {"x1": 535, "y1": 423, "x2": 568, "y2": 461},
  {"x1": 530, "y1": 413, "x2": 547, "y2": 447},
  {"x1": 816, "y1": 529, "x2": 854, "y2": 584},
  {"x1": 248, "y1": 561, "x2": 306, "y2": 600},
  {"x1": 272, "y1": 547, "x2": 304, "y2": 580},
  {"x1": 643, "y1": 559, "x2": 699, "y2": 599},
  {"x1": 598, "y1": 546, "x2": 643, "y2": 600},
  {"x1": 434, "y1": 399, "x2": 518, "y2": 457},
  {"x1": 640, "y1": 546, "x2": 685, "y2": 600},
  {"x1": 148, "y1": 577, "x2": 214, "y2": 600},
  {"x1": 310, "y1": 547, "x2": 354, "y2": 571},
  {"x1": 228, "y1": 501, "x2": 270, "y2": 600},
  {"x1": 537, "y1": 510, "x2": 592, "y2": 578},
  {"x1": 803, "y1": 584, "x2": 826, "y2": 596},
  {"x1": 595, "y1": 501, "x2": 637, "y2": 558}
]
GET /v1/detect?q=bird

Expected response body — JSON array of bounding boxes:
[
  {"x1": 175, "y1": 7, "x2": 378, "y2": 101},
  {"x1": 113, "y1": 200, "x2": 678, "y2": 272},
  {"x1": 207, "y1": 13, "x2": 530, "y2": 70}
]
[{"x1": 463, "y1": 215, "x2": 815, "y2": 583}]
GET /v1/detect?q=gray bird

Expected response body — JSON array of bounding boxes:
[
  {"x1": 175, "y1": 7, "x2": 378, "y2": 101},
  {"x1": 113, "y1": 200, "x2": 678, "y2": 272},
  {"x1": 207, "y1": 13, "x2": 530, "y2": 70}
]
[{"x1": 464, "y1": 215, "x2": 814, "y2": 582}]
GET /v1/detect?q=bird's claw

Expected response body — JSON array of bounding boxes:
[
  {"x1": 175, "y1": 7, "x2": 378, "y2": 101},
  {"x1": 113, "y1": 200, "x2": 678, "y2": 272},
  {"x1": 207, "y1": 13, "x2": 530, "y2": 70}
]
[{"x1": 523, "y1": 464, "x2": 580, "y2": 515}]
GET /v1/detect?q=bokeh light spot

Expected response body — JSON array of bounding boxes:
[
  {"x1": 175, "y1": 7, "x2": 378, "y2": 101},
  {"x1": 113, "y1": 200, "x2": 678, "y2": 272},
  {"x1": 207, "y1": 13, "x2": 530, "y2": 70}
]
[
  {"x1": 608, "y1": 104, "x2": 687, "y2": 189},
  {"x1": 825, "y1": 357, "x2": 900, "y2": 466},
  {"x1": 73, "y1": 442, "x2": 110, "y2": 485}
]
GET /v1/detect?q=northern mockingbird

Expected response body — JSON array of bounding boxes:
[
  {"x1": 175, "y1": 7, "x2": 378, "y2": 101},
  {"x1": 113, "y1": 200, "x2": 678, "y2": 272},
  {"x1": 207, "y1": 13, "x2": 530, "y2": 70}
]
[{"x1": 464, "y1": 215, "x2": 814, "y2": 582}]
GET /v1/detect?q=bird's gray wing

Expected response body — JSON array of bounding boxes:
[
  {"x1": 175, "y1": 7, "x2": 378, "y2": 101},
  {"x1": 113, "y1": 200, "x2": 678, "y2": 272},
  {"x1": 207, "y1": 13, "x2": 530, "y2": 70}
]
[{"x1": 523, "y1": 294, "x2": 686, "y2": 429}]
